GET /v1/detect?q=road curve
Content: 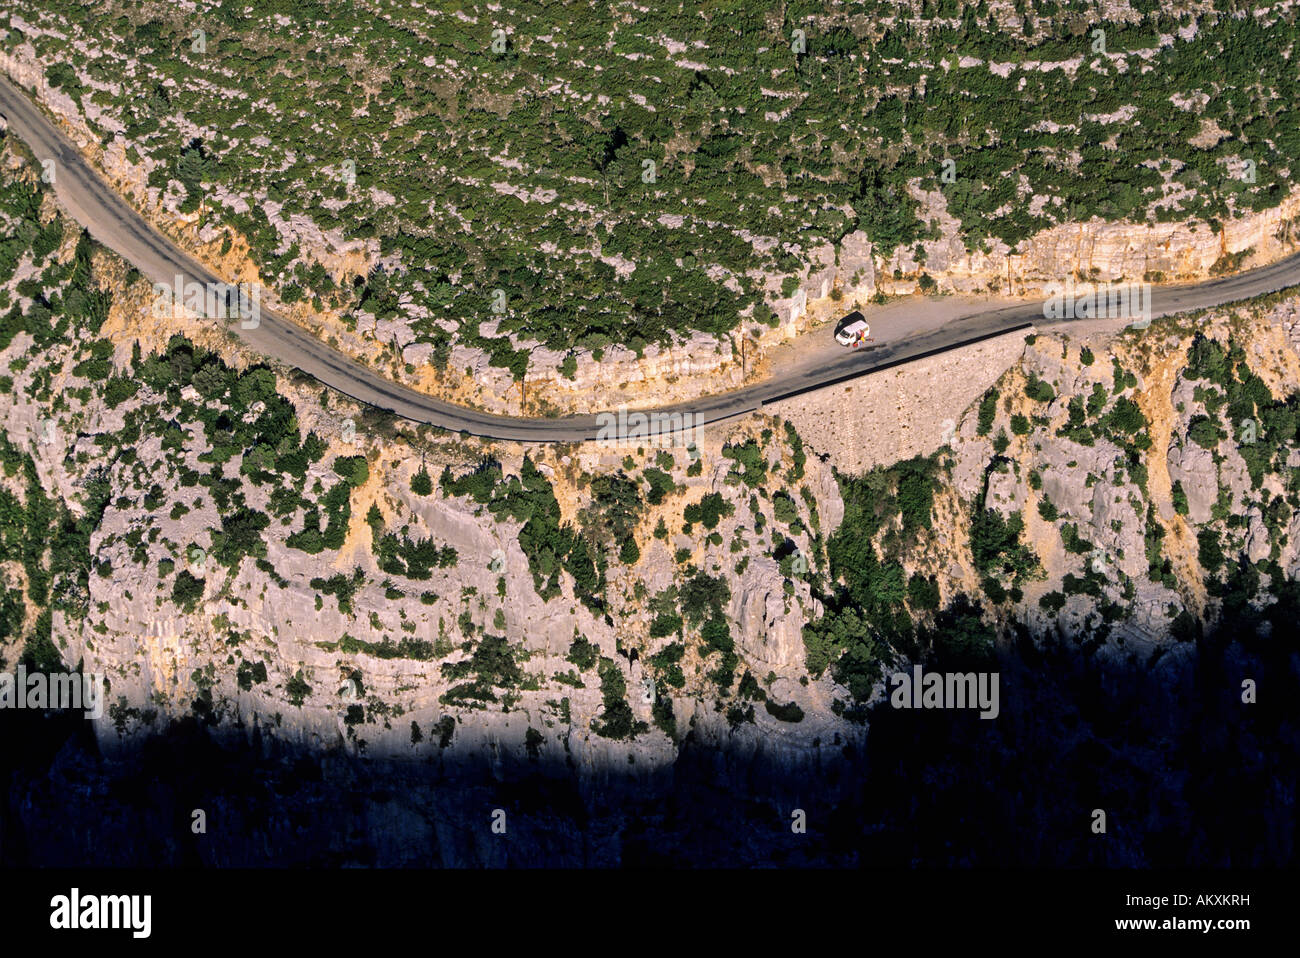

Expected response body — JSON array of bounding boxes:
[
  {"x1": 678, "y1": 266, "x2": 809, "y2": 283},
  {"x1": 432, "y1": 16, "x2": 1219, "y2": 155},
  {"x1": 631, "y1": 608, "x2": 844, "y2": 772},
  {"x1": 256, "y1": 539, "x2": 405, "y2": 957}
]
[{"x1": 4, "y1": 75, "x2": 1300, "y2": 443}]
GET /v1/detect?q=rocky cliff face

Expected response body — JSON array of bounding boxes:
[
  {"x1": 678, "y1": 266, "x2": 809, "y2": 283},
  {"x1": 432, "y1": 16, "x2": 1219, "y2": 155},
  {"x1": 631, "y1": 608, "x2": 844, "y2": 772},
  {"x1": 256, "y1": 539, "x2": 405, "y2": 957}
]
[
  {"x1": 2, "y1": 130, "x2": 1298, "y2": 866},
  {"x1": 0, "y1": 144, "x2": 856, "y2": 777},
  {"x1": 873, "y1": 182, "x2": 1300, "y2": 297},
  {"x1": 953, "y1": 298, "x2": 1300, "y2": 648}
]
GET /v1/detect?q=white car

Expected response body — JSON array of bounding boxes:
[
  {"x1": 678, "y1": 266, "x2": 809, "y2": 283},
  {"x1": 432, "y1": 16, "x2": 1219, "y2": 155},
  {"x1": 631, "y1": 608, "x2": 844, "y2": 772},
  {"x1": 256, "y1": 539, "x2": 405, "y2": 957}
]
[{"x1": 834, "y1": 314, "x2": 870, "y2": 346}]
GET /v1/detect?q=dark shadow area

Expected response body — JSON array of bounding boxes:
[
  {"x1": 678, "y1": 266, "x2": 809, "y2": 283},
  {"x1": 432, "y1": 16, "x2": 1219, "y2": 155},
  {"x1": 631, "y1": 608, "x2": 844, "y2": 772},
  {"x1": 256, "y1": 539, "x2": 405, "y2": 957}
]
[{"x1": 0, "y1": 604, "x2": 1295, "y2": 867}]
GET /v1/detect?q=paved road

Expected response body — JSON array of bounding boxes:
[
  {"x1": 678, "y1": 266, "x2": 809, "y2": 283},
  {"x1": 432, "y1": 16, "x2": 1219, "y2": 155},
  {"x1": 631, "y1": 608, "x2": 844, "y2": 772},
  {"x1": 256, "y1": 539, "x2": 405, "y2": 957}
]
[{"x1": 4, "y1": 76, "x2": 1300, "y2": 442}]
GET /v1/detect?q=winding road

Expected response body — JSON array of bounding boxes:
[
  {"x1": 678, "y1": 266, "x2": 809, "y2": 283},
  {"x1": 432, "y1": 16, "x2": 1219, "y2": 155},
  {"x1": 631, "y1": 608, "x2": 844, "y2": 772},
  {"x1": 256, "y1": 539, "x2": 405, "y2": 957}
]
[{"x1": 4, "y1": 76, "x2": 1300, "y2": 443}]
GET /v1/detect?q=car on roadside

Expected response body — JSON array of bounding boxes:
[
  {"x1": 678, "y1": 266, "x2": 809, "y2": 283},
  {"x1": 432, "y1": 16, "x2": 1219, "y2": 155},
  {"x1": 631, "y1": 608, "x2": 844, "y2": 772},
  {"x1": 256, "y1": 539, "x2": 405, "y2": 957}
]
[{"x1": 834, "y1": 311, "x2": 871, "y2": 347}]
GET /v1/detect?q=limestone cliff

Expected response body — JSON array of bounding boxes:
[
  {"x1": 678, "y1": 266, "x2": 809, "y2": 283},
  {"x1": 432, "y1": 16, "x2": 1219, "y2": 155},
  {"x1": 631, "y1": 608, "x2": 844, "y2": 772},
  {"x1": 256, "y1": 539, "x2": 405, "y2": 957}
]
[{"x1": 3, "y1": 135, "x2": 1299, "y2": 864}]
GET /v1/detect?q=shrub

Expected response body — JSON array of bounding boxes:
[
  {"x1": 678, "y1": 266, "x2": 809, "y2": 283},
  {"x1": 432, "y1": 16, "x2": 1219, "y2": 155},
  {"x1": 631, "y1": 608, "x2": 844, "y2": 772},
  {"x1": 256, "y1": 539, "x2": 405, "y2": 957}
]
[
  {"x1": 1171, "y1": 481, "x2": 1190, "y2": 516},
  {"x1": 1024, "y1": 375, "x2": 1055, "y2": 403},
  {"x1": 976, "y1": 389, "x2": 999, "y2": 436},
  {"x1": 333, "y1": 455, "x2": 369, "y2": 487},
  {"x1": 649, "y1": 643, "x2": 686, "y2": 689},
  {"x1": 907, "y1": 574, "x2": 941, "y2": 610},
  {"x1": 1188, "y1": 416, "x2": 1224, "y2": 449},
  {"x1": 171, "y1": 570, "x2": 205, "y2": 610},
  {"x1": 721, "y1": 439, "x2": 766, "y2": 486},
  {"x1": 684, "y1": 492, "x2": 733, "y2": 529},
  {"x1": 286, "y1": 670, "x2": 312, "y2": 707},
  {"x1": 592, "y1": 658, "x2": 643, "y2": 740},
  {"x1": 970, "y1": 505, "x2": 1039, "y2": 594},
  {"x1": 649, "y1": 611, "x2": 683, "y2": 637},
  {"x1": 771, "y1": 491, "x2": 799, "y2": 525},
  {"x1": 1039, "y1": 591, "x2": 1066, "y2": 613},
  {"x1": 566, "y1": 636, "x2": 599, "y2": 670},
  {"x1": 679, "y1": 571, "x2": 730, "y2": 625},
  {"x1": 1197, "y1": 529, "x2": 1225, "y2": 576},
  {"x1": 103, "y1": 376, "x2": 138, "y2": 408},
  {"x1": 764, "y1": 699, "x2": 805, "y2": 722}
]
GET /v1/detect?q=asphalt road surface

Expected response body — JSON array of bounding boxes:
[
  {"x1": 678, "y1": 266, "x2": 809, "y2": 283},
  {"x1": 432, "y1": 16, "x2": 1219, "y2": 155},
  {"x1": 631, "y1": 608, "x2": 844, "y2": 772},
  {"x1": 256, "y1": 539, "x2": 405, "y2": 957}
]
[{"x1": 4, "y1": 75, "x2": 1300, "y2": 443}]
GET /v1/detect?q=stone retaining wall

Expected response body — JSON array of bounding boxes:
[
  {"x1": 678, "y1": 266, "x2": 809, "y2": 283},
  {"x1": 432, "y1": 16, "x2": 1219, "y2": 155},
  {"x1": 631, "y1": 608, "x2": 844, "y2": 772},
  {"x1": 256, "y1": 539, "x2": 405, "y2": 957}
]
[{"x1": 767, "y1": 328, "x2": 1032, "y2": 473}]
